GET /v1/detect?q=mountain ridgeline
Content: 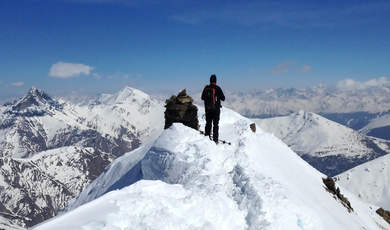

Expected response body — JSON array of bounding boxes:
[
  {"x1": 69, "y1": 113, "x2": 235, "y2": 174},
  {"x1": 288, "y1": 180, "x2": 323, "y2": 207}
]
[
  {"x1": 217, "y1": 85, "x2": 390, "y2": 141},
  {"x1": 254, "y1": 111, "x2": 390, "y2": 176},
  {"x1": 222, "y1": 84, "x2": 390, "y2": 118},
  {"x1": 0, "y1": 87, "x2": 164, "y2": 228},
  {"x1": 2, "y1": 86, "x2": 390, "y2": 229}
]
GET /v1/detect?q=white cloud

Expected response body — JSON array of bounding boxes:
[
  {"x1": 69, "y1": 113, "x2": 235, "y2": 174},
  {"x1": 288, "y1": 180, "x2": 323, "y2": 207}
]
[
  {"x1": 272, "y1": 61, "x2": 295, "y2": 74},
  {"x1": 336, "y1": 77, "x2": 389, "y2": 90},
  {"x1": 49, "y1": 62, "x2": 94, "y2": 78},
  {"x1": 11, "y1": 82, "x2": 24, "y2": 87},
  {"x1": 301, "y1": 64, "x2": 311, "y2": 72}
]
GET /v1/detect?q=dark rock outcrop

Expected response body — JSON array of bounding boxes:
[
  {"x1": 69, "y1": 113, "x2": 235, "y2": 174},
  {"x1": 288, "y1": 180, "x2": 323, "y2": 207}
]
[
  {"x1": 376, "y1": 208, "x2": 390, "y2": 224},
  {"x1": 250, "y1": 123, "x2": 256, "y2": 133},
  {"x1": 164, "y1": 89, "x2": 199, "y2": 130},
  {"x1": 322, "y1": 177, "x2": 353, "y2": 212}
]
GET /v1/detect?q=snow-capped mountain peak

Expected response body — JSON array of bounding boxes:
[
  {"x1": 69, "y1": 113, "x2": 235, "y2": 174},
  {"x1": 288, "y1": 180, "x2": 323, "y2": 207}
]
[
  {"x1": 96, "y1": 86, "x2": 151, "y2": 105},
  {"x1": 254, "y1": 111, "x2": 390, "y2": 176},
  {"x1": 11, "y1": 87, "x2": 60, "y2": 113},
  {"x1": 0, "y1": 86, "x2": 164, "y2": 229},
  {"x1": 116, "y1": 86, "x2": 149, "y2": 101}
]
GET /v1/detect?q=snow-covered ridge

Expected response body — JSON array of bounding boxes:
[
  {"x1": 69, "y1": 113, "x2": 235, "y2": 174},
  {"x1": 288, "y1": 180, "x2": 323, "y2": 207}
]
[
  {"x1": 254, "y1": 111, "x2": 390, "y2": 176},
  {"x1": 335, "y1": 153, "x2": 390, "y2": 210},
  {"x1": 35, "y1": 108, "x2": 389, "y2": 230}
]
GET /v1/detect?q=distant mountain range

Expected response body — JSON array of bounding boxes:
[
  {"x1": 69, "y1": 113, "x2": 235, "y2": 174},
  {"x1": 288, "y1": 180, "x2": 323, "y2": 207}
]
[
  {"x1": 0, "y1": 87, "x2": 164, "y2": 228},
  {"x1": 254, "y1": 111, "x2": 390, "y2": 176},
  {"x1": 221, "y1": 83, "x2": 390, "y2": 117},
  {"x1": 207, "y1": 84, "x2": 390, "y2": 142}
]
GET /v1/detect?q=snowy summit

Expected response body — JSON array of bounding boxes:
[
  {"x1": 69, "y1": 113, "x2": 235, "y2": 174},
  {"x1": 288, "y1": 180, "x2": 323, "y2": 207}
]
[{"x1": 34, "y1": 107, "x2": 388, "y2": 230}]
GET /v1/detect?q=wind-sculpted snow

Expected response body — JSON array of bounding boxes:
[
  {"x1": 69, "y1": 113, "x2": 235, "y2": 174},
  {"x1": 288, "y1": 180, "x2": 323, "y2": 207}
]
[
  {"x1": 35, "y1": 108, "x2": 389, "y2": 230},
  {"x1": 65, "y1": 144, "x2": 151, "y2": 210}
]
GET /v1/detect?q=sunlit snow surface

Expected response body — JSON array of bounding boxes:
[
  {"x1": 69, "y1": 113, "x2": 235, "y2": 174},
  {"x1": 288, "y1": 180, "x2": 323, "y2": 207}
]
[
  {"x1": 336, "y1": 153, "x2": 390, "y2": 210},
  {"x1": 34, "y1": 108, "x2": 389, "y2": 230}
]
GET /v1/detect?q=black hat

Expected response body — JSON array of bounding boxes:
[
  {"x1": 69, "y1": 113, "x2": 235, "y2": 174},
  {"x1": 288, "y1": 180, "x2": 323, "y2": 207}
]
[{"x1": 210, "y1": 74, "x2": 217, "y2": 83}]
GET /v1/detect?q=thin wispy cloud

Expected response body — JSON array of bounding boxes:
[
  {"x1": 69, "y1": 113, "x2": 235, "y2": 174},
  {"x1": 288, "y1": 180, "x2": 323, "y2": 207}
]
[
  {"x1": 49, "y1": 62, "x2": 94, "y2": 78},
  {"x1": 301, "y1": 65, "x2": 312, "y2": 73},
  {"x1": 173, "y1": 1, "x2": 390, "y2": 28},
  {"x1": 58, "y1": 0, "x2": 130, "y2": 3},
  {"x1": 56, "y1": 0, "x2": 162, "y2": 6},
  {"x1": 272, "y1": 61, "x2": 295, "y2": 75},
  {"x1": 92, "y1": 73, "x2": 102, "y2": 79},
  {"x1": 11, "y1": 82, "x2": 24, "y2": 87}
]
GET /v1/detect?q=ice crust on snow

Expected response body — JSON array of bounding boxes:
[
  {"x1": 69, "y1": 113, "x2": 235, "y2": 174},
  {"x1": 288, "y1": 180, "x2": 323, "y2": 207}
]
[{"x1": 35, "y1": 108, "x2": 389, "y2": 230}]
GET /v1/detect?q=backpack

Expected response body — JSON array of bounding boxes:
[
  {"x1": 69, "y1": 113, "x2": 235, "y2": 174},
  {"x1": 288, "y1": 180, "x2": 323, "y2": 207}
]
[{"x1": 204, "y1": 86, "x2": 217, "y2": 110}]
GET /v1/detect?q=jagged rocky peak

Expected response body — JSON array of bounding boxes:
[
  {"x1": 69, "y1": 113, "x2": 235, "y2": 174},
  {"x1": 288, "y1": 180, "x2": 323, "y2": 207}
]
[{"x1": 11, "y1": 87, "x2": 59, "y2": 111}]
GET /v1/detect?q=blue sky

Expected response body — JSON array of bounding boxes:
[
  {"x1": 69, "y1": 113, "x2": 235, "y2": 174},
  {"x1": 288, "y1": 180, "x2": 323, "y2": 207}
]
[{"x1": 0, "y1": 0, "x2": 389, "y2": 100}]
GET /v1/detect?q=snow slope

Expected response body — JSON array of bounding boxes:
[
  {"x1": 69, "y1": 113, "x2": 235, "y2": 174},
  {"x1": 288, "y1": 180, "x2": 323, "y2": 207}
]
[
  {"x1": 335, "y1": 153, "x2": 390, "y2": 210},
  {"x1": 254, "y1": 111, "x2": 390, "y2": 176},
  {"x1": 34, "y1": 108, "x2": 389, "y2": 230},
  {"x1": 64, "y1": 143, "x2": 152, "y2": 210}
]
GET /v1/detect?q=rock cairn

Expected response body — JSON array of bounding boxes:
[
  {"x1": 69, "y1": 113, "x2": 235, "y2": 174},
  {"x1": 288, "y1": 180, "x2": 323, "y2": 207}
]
[{"x1": 164, "y1": 89, "x2": 199, "y2": 130}]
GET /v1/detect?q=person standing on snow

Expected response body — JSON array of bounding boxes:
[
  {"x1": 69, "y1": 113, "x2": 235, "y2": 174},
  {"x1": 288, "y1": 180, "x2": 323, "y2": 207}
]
[{"x1": 201, "y1": 74, "x2": 225, "y2": 143}]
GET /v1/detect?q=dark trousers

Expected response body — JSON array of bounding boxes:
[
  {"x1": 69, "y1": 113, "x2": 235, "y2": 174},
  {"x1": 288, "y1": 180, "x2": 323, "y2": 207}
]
[{"x1": 205, "y1": 109, "x2": 220, "y2": 142}]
